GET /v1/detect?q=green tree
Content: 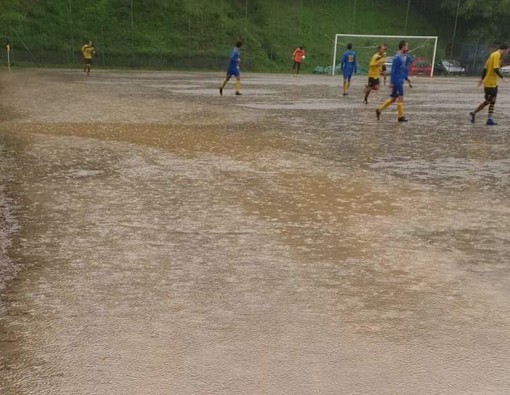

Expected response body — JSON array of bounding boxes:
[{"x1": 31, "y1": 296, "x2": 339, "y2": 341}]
[{"x1": 436, "y1": 0, "x2": 510, "y2": 43}]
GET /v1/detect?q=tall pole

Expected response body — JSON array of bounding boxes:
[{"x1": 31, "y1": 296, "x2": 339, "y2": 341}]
[
  {"x1": 245, "y1": 0, "x2": 248, "y2": 31},
  {"x1": 130, "y1": 0, "x2": 134, "y2": 64},
  {"x1": 352, "y1": 0, "x2": 357, "y2": 32},
  {"x1": 431, "y1": 37, "x2": 438, "y2": 77},
  {"x1": 451, "y1": 0, "x2": 461, "y2": 57},
  {"x1": 332, "y1": 34, "x2": 338, "y2": 76},
  {"x1": 404, "y1": 0, "x2": 411, "y2": 34},
  {"x1": 244, "y1": 0, "x2": 248, "y2": 64},
  {"x1": 10, "y1": 30, "x2": 14, "y2": 65},
  {"x1": 6, "y1": 44, "x2": 11, "y2": 72},
  {"x1": 188, "y1": 12, "x2": 191, "y2": 64},
  {"x1": 68, "y1": 0, "x2": 75, "y2": 62},
  {"x1": 299, "y1": 0, "x2": 303, "y2": 34}
]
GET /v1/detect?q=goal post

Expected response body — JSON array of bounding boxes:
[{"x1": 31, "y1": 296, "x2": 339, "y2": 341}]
[{"x1": 332, "y1": 34, "x2": 438, "y2": 77}]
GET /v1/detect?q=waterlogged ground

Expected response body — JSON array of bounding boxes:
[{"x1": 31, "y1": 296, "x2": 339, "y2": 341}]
[{"x1": 0, "y1": 69, "x2": 509, "y2": 394}]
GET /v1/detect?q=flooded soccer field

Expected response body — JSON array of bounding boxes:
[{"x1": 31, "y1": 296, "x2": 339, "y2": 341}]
[{"x1": 0, "y1": 69, "x2": 509, "y2": 394}]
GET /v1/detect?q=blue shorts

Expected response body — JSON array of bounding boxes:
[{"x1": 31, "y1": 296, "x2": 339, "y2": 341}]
[
  {"x1": 227, "y1": 66, "x2": 240, "y2": 78},
  {"x1": 390, "y1": 83, "x2": 404, "y2": 98},
  {"x1": 343, "y1": 70, "x2": 354, "y2": 80}
]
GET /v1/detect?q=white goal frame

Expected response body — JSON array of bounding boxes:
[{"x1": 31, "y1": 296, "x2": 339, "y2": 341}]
[{"x1": 332, "y1": 34, "x2": 438, "y2": 77}]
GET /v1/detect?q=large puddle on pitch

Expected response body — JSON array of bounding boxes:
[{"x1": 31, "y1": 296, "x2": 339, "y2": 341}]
[{"x1": 0, "y1": 70, "x2": 509, "y2": 394}]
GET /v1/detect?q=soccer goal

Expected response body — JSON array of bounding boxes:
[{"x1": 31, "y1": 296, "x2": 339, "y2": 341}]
[{"x1": 332, "y1": 34, "x2": 438, "y2": 77}]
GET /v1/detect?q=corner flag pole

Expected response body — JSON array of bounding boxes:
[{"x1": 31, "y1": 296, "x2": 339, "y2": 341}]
[{"x1": 6, "y1": 44, "x2": 11, "y2": 71}]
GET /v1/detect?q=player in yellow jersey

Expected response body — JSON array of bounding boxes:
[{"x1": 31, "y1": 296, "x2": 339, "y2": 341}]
[
  {"x1": 470, "y1": 43, "x2": 509, "y2": 125},
  {"x1": 363, "y1": 44, "x2": 387, "y2": 104},
  {"x1": 81, "y1": 41, "x2": 95, "y2": 76}
]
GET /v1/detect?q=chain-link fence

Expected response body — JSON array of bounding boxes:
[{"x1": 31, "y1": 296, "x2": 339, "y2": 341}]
[{"x1": 0, "y1": 0, "x2": 508, "y2": 74}]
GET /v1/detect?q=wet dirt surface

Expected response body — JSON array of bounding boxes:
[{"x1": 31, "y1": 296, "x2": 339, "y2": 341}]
[{"x1": 0, "y1": 69, "x2": 509, "y2": 394}]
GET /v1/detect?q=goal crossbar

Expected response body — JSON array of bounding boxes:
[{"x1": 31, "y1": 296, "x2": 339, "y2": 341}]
[{"x1": 332, "y1": 34, "x2": 439, "y2": 77}]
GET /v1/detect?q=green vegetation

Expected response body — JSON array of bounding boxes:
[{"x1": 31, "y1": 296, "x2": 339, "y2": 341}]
[{"x1": 0, "y1": 0, "x2": 504, "y2": 71}]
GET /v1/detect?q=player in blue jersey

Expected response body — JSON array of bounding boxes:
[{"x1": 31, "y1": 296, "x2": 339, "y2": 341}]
[
  {"x1": 341, "y1": 43, "x2": 357, "y2": 96},
  {"x1": 220, "y1": 40, "x2": 243, "y2": 96},
  {"x1": 376, "y1": 40, "x2": 409, "y2": 122}
]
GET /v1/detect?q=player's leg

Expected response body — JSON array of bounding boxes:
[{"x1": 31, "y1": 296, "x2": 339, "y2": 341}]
[
  {"x1": 470, "y1": 89, "x2": 491, "y2": 122},
  {"x1": 379, "y1": 96, "x2": 395, "y2": 112},
  {"x1": 296, "y1": 62, "x2": 301, "y2": 75},
  {"x1": 376, "y1": 84, "x2": 398, "y2": 120},
  {"x1": 220, "y1": 73, "x2": 231, "y2": 95},
  {"x1": 486, "y1": 88, "x2": 498, "y2": 125},
  {"x1": 381, "y1": 65, "x2": 387, "y2": 86},
  {"x1": 235, "y1": 76, "x2": 241, "y2": 95},
  {"x1": 470, "y1": 99, "x2": 489, "y2": 123},
  {"x1": 397, "y1": 96, "x2": 407, "y2": 122},
  {"x1": 342, "y1": 69, "x2": 349, "y2": 96},
  {"x1": 363, "y1": 85, "x2": 370, "y2": 103},
  {"x1": 230, "y1": 68, "x2": 241, "y2": 95},
  {"x1": 473, "y1": 101, "x2": 489, "y2": 114},
  {"x1": 344, "y1": 74, "x2": 352, "y2": 95},
  {"x1": 392, "y1": 83, "x2": 406, "y2": 121},
  {"x1": 347, "y1": 73, "x2": 353, "y2": 90},
  {"x1": 364, "y1": 78, "x2": 379, "y2": 104},
  {"x1": 376, "y1": 97, "x2": 395, "y2": 120},
  {"x1": 487, "y1": 98, "x2": 496, "y2": 124},
  {"x1": 363, "y1": 78, "x2": 372, "y2": 103}
]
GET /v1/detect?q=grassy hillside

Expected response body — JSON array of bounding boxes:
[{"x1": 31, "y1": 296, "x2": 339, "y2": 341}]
[{"x1": 0, "y1": 0, "x2": 452, "y2": 71}]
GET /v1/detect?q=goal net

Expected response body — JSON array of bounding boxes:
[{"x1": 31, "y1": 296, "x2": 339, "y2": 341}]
[{"x1": 332, "y1": 34, "x2": 438, "y2": 77}]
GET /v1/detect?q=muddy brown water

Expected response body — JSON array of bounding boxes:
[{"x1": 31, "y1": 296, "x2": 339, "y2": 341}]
[{"x1": 0, "y1": 69, "x2": 509, "y2": 394}]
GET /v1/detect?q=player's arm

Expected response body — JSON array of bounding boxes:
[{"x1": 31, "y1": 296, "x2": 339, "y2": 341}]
[
  {"x1": 478, "y1": 68, "x2": 487, "y2": 86},
  {"x1": 354, "y1": 54, "x2": 357, "y2": 73},
  {"x1": 493, "y1": 67, "x2": 504, "y2": 79},
  {"x1": 493, "y1": 68, "x2": 507, "y2": 84},
  {"x1": 491, "y1": 52, "x2": 506, "y2": 79}
]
